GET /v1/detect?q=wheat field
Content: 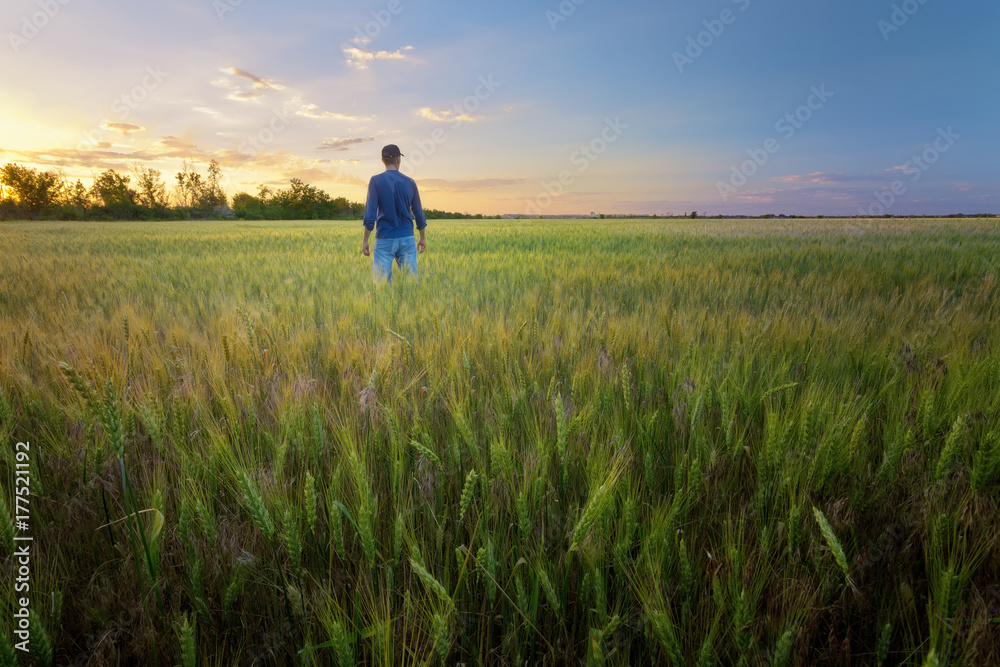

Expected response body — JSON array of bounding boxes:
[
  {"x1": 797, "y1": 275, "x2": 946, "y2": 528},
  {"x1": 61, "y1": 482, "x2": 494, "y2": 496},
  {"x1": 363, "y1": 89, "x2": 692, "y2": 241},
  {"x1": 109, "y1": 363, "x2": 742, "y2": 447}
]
[{"x1": 1, "y1": 218, "x2": 998, "y2": 665}]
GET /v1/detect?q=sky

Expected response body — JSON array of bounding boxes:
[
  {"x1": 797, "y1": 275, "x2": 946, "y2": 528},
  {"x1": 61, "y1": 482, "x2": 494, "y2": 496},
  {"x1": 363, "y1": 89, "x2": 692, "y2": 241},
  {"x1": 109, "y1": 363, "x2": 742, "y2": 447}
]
[{"x1": 1, "y1": 0, "x2": 998, "y2": 217}]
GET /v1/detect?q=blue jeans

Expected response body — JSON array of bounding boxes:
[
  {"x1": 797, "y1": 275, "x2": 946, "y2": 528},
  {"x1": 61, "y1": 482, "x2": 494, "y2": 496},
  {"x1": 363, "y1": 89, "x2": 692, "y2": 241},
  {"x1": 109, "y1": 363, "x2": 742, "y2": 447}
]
[{"x1": 373, "y1": 235, "x2": 418, "y2": 282}]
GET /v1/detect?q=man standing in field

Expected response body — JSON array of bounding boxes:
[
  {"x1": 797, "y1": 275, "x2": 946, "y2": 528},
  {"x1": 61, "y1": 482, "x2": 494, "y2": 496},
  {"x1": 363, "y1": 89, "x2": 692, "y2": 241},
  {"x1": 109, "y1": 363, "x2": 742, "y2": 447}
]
[{"x1": 362, "y1": 144, "x2": 427, "y2": 282}]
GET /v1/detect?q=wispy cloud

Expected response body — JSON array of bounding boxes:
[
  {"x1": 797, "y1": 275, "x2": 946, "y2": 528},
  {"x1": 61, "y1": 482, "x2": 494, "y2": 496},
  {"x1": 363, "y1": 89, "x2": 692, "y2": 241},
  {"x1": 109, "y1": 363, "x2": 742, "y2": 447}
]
[
  {"x1": 319, "y1": 136, "x2": 376, "y2": 151},
  {"x1": 716, "y1": 183, "x2": 877, "y2": 208},
  {"x1": 342, "y1": 45, "x2": 414, "y2": 70},
  {"x1": 228, "y1": 91, "x2": 261, "y2": 102},
  {"x1": 294, "y1": 101, "x2": 370, "y2": 121},
  {"x1": 2, "y1": 136, "x2": 246, "y2": 172},
  {"x1": 772, "y1": 172, "x2": 871, "y2": 185},
  {"x1": 416, "y1": 107, "x2": 484, "y2": 124},
  {"x1": 103, "y1": 122, "x2": 144, "y2": 135},
  {"x1": 0, "y1": 135, "x2": 370, "y2": 192},
  {"x1": 221, "y1": 67, "x2": 285, "y2": 90}
]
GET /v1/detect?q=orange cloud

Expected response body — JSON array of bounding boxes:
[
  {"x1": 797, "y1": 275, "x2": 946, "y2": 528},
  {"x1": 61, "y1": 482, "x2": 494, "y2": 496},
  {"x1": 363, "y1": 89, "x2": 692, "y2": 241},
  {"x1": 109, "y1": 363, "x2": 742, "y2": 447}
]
[
  {"x1": 103, "y1": 122, "x2": 143, "y2": 135},
  {"x1": 416, "y1": 107, "x2": 483, "y2": 123}
]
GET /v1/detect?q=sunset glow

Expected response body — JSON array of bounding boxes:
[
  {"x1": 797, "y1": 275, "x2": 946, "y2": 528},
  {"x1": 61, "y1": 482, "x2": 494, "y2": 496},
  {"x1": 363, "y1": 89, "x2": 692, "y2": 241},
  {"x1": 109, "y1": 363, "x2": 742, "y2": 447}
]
[{"x1": 2, "y1": 0, "x2": 997, "y2": 216}]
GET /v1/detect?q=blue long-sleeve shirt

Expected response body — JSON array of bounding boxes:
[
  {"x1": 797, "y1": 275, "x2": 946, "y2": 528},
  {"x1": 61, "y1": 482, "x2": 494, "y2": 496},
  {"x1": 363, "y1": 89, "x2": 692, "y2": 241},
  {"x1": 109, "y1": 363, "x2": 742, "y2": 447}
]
[{"x1": 362, "y1": 170, "x2": 427, "y2": 239}]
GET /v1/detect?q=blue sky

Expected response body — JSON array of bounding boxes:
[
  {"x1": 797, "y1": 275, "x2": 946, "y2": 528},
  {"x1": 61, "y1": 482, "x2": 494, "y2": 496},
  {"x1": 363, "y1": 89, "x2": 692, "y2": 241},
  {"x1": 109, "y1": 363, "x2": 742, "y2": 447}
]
[{"x1": 1, "y1": 0, "x2": 997, "y2": 215}]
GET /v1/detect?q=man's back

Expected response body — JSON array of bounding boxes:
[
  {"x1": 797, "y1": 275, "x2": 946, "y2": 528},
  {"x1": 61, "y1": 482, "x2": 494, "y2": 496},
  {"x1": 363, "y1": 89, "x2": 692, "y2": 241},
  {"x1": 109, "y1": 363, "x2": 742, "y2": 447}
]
[
  {"x1": 363, "y1": 170, "x2": 427, "y2": 239},
  {"x1": 361, "y1": 144, "x2": 427, "y2": 282}
]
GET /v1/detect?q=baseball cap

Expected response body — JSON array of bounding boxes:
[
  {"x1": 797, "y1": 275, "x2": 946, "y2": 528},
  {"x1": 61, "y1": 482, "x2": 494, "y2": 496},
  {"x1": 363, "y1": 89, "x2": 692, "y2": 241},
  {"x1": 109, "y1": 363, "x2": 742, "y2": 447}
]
[{"x1": 381, "y1": 144, "x2": 404, "y2": 159}]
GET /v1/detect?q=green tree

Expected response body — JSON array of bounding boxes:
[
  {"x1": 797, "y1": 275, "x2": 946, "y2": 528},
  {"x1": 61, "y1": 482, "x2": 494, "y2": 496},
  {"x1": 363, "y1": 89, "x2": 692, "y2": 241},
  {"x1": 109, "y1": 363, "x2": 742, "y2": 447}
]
[
  {"x1": 90, "y1": 169, "x2": 137, "y2": 217},
  {"x1": 0, "y1": 163, "x2": 63, "y2": 213},
  {"x1": 271, "y1": 178, "x2": 331, "y2": 219},
  {"x1": 174, "y1": 160, "x2": 227, "y2": 213},
  {"x1": 174, "y1": 161, "x2": 203, "y2": 209},
  {"x1": 64, "y1": 180, "x2": 91, "y2": 209},
  {"x1": 232, "y1": 180, "x2": 364, "y2": 220},
  {"x1": 133, "y1": 166, "x2": 169, "y2": 213},
  {"x1": 203, "y1": 160, "x2": 227, "y2": 209},
  {"x1": 231, "y1": 191, "x2": 265, "y2": 219}
]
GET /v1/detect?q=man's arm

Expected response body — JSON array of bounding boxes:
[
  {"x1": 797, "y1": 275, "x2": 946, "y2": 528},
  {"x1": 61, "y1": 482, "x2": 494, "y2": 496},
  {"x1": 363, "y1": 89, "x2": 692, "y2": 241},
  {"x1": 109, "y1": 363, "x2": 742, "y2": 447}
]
[
  {"x1": 362, "y1": 177, "x2": 377, "y2": 256},
  {"x1": 411, "y1": 180, "x2": 427, "y2": 253}
]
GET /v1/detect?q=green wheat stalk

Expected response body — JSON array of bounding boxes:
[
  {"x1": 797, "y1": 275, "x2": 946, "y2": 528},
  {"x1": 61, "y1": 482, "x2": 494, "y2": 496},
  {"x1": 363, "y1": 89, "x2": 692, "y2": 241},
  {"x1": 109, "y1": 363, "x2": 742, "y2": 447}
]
[
  {"x1": 409, "y1": 438, "x2": 441, "y2": 467},
  {"x1": 935, "y1": 414, "x2": 966, "y2": 480},
  {"x1": 410, "y1": 558, "x2": 454, "y2": 611},
  {"x1": 538, "y1": 565, "x2": 561, "y2": 617},
  {"x1": 813, "y1": 507, "x2": 855, "y2": 591},
  {"x1": 176, "y1": 614, "x2": 196, "y2": 667},
  {"x1": 237, "y1": 470, "x2": 275, "y2": 539},
  {"x1": 459, "y1": 469, "x2": 479, "y2": 522}
]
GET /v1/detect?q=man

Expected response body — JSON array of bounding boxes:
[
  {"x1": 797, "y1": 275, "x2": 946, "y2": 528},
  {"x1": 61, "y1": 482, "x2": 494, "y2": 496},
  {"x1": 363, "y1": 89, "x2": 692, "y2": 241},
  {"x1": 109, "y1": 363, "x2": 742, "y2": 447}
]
[{"x1": 362, "y1": 144, "x2": 427, "y2": 282}]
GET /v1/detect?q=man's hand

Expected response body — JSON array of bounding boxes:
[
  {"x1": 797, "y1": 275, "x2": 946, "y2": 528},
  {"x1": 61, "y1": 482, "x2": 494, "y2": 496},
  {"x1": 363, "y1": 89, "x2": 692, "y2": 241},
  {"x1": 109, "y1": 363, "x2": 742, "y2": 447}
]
[
  {"x1": 362, "y1": 227, "x2": 372, "y2": 256},
  {"x1": 417, "y1": 238, "x2": 426, "y2": 254}
]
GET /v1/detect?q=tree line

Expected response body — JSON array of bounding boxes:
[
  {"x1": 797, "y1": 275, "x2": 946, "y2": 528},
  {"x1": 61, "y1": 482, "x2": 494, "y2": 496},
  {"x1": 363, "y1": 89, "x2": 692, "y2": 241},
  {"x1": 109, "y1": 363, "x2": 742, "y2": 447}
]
[{"x1": 0, "y1": 161, "x2": 489, "y2": 221}]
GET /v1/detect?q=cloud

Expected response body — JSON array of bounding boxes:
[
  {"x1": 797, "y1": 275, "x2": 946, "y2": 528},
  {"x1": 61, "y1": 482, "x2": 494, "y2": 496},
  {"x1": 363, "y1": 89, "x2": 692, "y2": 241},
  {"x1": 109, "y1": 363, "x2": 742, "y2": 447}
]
[
  {"x1": 228, "y1": 91, "x2": 261, "y2": 101},
  {"x1": 416, "y1": 107, "x2": 484, "y2": 124},
  {"x1": 295, "y1": 101, "x2": 369, "y2": 121},
  {"x1": 342, "y1": 45, "x2": 414, "y2": 70},
  {"x1": 0, "y1": 136, "x2": 372, "y2": 193},
  {"x1": 0, "y1": 136, "x2": 243, "y2": 173},
  {"x1": 158, "y1": 136, "x2": 199, "y2": 152},
  {"x1": 103, "y1": 122, "x2": 143, "y2": 135},
  {"x1": 719, "y1": 184, "x2": 880, "y2": 208},
  {"x1": 214, "y1": 69, "x2": 367, "y2": 125},
  {"x1": 318, "y1": 158, "x2": 361, "y2": 165},
  {"x1": 319, "y1": 136, "x2": 376, "y2": 151},
  {"x1": 772, "y1": 172, "x2": 871, "y2": 185},
  {"x1": 221, "y1": 67, "x2": 285, "y2": 90},
  {"x1": 418, "y1": 178, "x2": 526, "y2": 192}
]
